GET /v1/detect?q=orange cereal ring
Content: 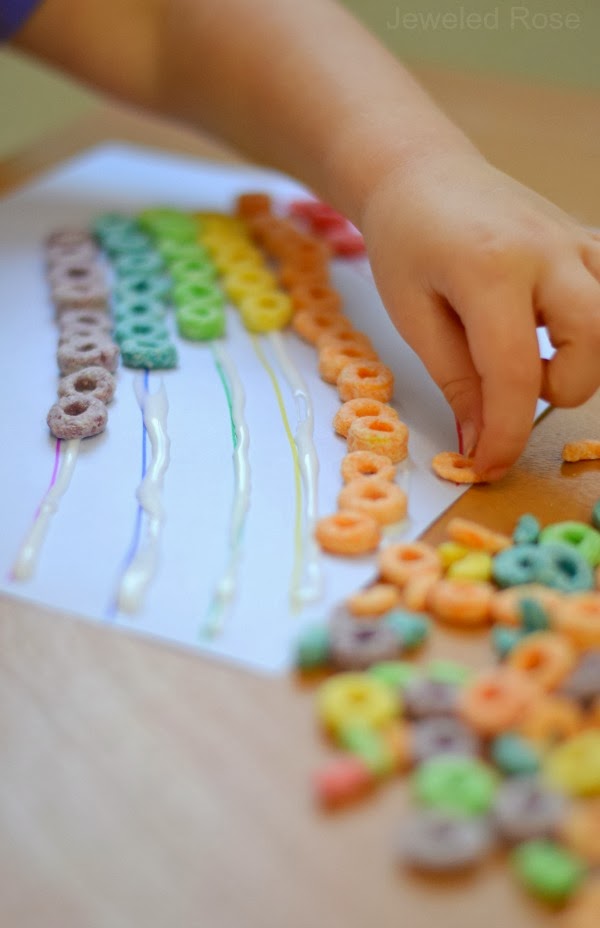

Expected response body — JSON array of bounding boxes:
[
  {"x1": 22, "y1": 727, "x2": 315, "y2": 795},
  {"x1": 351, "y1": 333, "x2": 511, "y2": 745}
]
[
  {"x1": 507, "y1": 631, "x2": 577, "y2": 692},
  {"x1": 560, "y1": 880, "x2": 600, "y2": 928},
  {"x1": 560, "y1": 801, "x2": 600, "y2": 864},
  {"x1": 562, "y1": 440, "x2": 600, "y2": 463},
  {"x1": 347, "y1": 416, "x2": 408, "y2": 464},
  {"x1": 315, "y1": 509, "x2": 381, "y2": 556},
  {"x1": 290, "y1": 283, "x2": 341, "y2": 315},
  {"x1": 346, "y1": 583, "x2": 402, "y2": 618},
  {"x1": 318, "y1": 342, "x2": 378, "y2": 384},
  {"x1": 292, "y1": 309, "x2": 352, "y2": 345},
  {"x1": 379, "y1": 542, "x2": 442, "y2": 589},
  {"x1": 338, "y1": 360, "x2": 394, "y2": 403},
  {"x1": 235, "y1": 192, "x2": 272, "y2": 219},
  {"x1": 427, "y1": 579, "x2": 494, "y2": 628},
  {"x1": 282, "y1": 237, "x2": 330, "y2": 268},
  {"x1": 333, "y1": 398, "x2": 398, "y2": 439},
  {"x1": 490, "y1": 585, "x2": 563, "y2": 627},
  {"x1": 279, "y1": 263, "x2": 329, "y2": 290},
  {"x1": 519, "y1": 695, "x2": 583, "y2": 746},
  {"x1": 341, "y1": 450, "x2": 396, "y2": 484},
  {"x1": 431, "y1": 452, "x2": 486, "y2": 485},
  {"x1": 316, "y1": 330, "x2": 373, "y2": 353},
  {"x1": 403, "y1": 573, "x2": 439, "y2": 612},
  {"x1": 554, "y1": 594, "x2": 600, "y2": 649},
  {"x1": 459, "y1": 667, "x2": 538, "y2": 736},
  {"x1": 338, "y1": 477, "x2": 407, "y2": 526},
  {"x1": 446, "y1": 517, "x2": 512, "y2": 554}
]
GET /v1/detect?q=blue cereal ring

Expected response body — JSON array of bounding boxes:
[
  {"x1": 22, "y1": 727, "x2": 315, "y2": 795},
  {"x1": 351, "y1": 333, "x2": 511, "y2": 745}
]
[
  {"x1": 114, "y1": 317, "x2": 170, "y2": 345},
  {"x1": 115, "y1": 274, "x2": 171, "y2": 303},
  {"x1": 493, "y1": 543, "x2": 593, "y2": 593},
  {"x1": 114, "y1": 250, "x2": 164, "y2": 277},
  {"x1": 513, "y1": 514, "x2": 541, "y2": 546},
  {"x1": 120, "y1": 336, "x2": 178, "y2": 370}
]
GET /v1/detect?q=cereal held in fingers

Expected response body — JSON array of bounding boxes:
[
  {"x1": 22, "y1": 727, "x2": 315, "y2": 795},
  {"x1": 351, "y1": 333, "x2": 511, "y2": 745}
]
[
  {"x1": 337, "y1": 359, "x2": 394, "y2": 403},
  {"x1": 47, "y1": 394, "x2": 108, "y2": 440},
  {"x1": 432, "y1": 451, "x2": 486, "y2": 484}
]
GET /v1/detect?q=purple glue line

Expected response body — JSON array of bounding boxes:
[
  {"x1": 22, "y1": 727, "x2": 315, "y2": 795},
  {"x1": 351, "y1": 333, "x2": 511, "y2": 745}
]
[
  {"x1": 105, "y1": 369, "x2": 149, "y2": 619},
  {"x1": 7, "y1": 439, "x2": 62, "y2": 582}
]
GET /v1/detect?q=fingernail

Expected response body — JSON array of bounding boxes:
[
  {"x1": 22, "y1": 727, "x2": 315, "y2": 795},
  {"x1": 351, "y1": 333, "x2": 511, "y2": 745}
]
[{"x1": 459, "y1": 420, "x2": 478, "y2": 458}]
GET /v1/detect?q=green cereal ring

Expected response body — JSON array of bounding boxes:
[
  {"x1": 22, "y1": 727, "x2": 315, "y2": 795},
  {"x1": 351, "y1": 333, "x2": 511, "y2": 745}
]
[
  {"x1": 513, "y1": 514, "x2": 541, "y2": 546},
  {"x1": 138, "y1": 209, "x2": 196, "y2": 241},
  {"x1": 114, "y1": 317, "x2": 170, "y2": 346},
  {"x1": 519, "y1": 598, "x2": 550, "y2": 632},
  {"x1": 101, "y1": 228, "x2": 152, "y2": 257},
  {"x1": 115, "y1": 274, "x2": 171, "y2": 303},
  {"x1": 339, "y1": 724, "x2": 395, "y2": 776},
  {"x1": 493, "y1": 543, "x2": 594, "y2": 592},
  {"x1": 294, "y1": 623, "x2": 330, "y2": 671},
  {"x1": 176, "y1": 303, "x2": 226, "y2": 341},
  {"x1": 592, "y1": 500, "x2": 600, "y2": 531},
  {"x1": 157, "y1": 240, "x2": 208, "y2": 264},
  {"x1": 92, "y1": 212, "x2": 136, "y2": 241},
  {"x1": 168, "y1": 258, "x2": 217, "y2": 284},
  {"x1": 114, "y1": 250, "x2": 164, "y2": 277},
  {"x1": 112, "y1": 295, "x2": 166, "y2": 324},
  {"x1": 511, "y1": 840, "x2": 586, "y2": 904},
  {"x1": 539, "y1": 521, "x2": 600, "y2": 567},
  {"x1": 490, "y1": 733, "x2": 540, "y2": 776},
  {"x1": 120, "y1": 335, "x2": 178, "y2": 370},
  {"x1": 383, "y1": 609, "x2": 430, "y2": 651},
  {"x1": 426, "y1": 659, "x2": 473, "y2": 687},
  {"x1": 492, "y1": 626, "x2": 526, "y2": 659},
  {"x1": 368, "y1": 661, "x2": 420, "y2": 693},
  {"x1": 172, "y1": 279, "x2": 225, "y2": 310},
  {"x1": 413, "y1": 756, "x2": 498, "y2": 817}
]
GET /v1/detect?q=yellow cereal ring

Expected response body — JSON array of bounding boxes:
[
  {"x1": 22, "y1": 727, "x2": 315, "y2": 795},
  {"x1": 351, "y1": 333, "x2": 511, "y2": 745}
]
[
  {"x1": 437, "y1": 542, "x2": 471, "y2": 569},
  {"x1": 427, "y1": 579, "x2": 494, "y2": 628},
  {"x1": 210, "y1": 241, "x2": 264, "y2": 273},
  {"x1": 317, "y1": 672, "x2": 399, "y2": 738},
  {"x1": 346, "y1": 583, "x2": 402, "y2": 617},
  {"x1": 338, "y1": 360, "x2": 394, "y2": 403},
  {"x1": 446, "y1": 517, "x2": 512, "y2": 554},
  {"x1": 337, "y1": 476, "x2": 407, "y2": 526},
  {"x1": 341, "y1": 450, "x2": 396, "y2": 484},
  {"x1": 222, "y1": 266, "x2": 277, "y2": 302},
  {"x1": 447, "y1": 551, "x2": 493, "y2": 582},
  {"x1": 318, "y1": 341, "x2": 378, "y2": 384},
  {"x1": 239, "y1": 291, "x2": 293, "y2": 333},
  {"x1": 333, "y1": 398, "x2": 398, "y2": 439},
  {"x1": 347, "y1": 415, "x2": 408, "y2": 464},
  {"x1": 315, "y1": 509, "x2": 381, "y2": 556},
  {"x1": 431, "y1": 452, "x2": 485, "y2": 484},
  {"x1": 379, "y1": 542, "x2": 442, "y2": 588},
  {"x1": 545, "y1": 731, "x2": 600, "y2": 797}
]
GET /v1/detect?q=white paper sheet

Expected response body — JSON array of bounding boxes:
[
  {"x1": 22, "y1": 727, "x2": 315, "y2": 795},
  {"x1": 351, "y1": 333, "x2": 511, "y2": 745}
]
[{"x1": 0, "y1": 144, "x2": 552, "y2": 673}]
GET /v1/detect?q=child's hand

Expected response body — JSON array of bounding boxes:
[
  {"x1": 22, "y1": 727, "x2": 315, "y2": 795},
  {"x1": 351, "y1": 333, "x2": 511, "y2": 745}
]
[{"x1": 361, "y1": 150, "x2": 600, "y2": 480}]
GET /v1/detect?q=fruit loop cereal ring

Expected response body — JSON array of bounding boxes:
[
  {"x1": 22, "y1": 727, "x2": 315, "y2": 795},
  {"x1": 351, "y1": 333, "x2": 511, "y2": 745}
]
[
  {"x1": 47, "y1": 394, "x2": 108, "y2": 440},
  {"x1": 317, "y1": 330, "x2": 373, "y2": 353},
  {"x1": 403, "y1": 573, "x2": 440, "y2": 611},
  {"x1": 318, "y1": 342, "x2": 378, "y2": 385},
  {"x1": 57, "y1": 335, "x2": 119, "y2": 375},
  {"x1": 172, "y1": 280, "x2": 224, "y2": 310},
  {"x1": 592, "y1": 500, "x2": 600, "y2": 531},
  {"x1": 114, "y1": 318, "x2": 170, "y2": 346},
  {"x1": 493, "y1": 778, "x2": 567, "y2": 844},
  {"x1": 560, "y1": 651, "x2": 600, "y2": 707},
  {"x1": 115, "y1": 274, "x2": 170, "y2": 303},
  {"x1": 339, "y1": 724, "x2": 395, "y2": 777},
  {"x1": 545, "y1": 731, "x2": 600, "y2": 797},
  {"x1": 560, "y1": 880, "x2": 600, "y2": 928},
  {"x1": 223, "y1": 267, "x2": 277, "y2": 303},
  {"x1": 292, "y1": 309, "x2": 351, "y2": 345},
  {"x1": 347, "y1": 416, "x2": 408, "y2": 464},
  {"x1": 507, "y1": 632, "x2": 577, "y2": 691},
  {"x1": 46, "y1": 242, "x2": 98, "y2": 272},
  {"x1": 113, "y1": 250, "x2": 164, "y2": 277},
  {"x1": 337, "y1": 360, "x2": 394, "y2": 403},
  {"x1": 493, "y1": 543, "x2": 594, "y2": 593},
  {"x1": 48, "y1": 260, "x2": 100, "y2": 290},
  {"x1": 295, "y1": 623, "x2": 330, "y2": 671},
  {"x1": 563, "y1": 440, "x2": 600, "y2": 462},
  {"x1": 446, "y1": 551, "x2": 493, "y2": 582},
  {"x1": 102, "y1": 229, "x2": 152, "y2": 258},
  {"x1": 447, "y1": 517, "x2": 512, "y2": 553},
  {"x1": 490, "y1": 584, "x2": 563, "y2": 627},
  {"x1": 235, "y1": 192, "x2": 272, "y2": 219},
  {"x1": 403, "y1": 678, "x2": 459, "y2": 719},
  {"x1": 315, "y1": 510, "x2": 381, "y2": 556},
  {"x1": 337, "y1": 477, "x2": 407, "y2": 526},
  {"x1": 289, "y1": 283, "x2": 341, "y2": 315},
  {"x1": 279, "y1": 263, "x2": 329, "y2": 291},
  {"x1": 313, "y1": 755, "x2": 374, "y2": 809},
  {"x1": 490, "y1": 733, "x2": 541, "y2": 777},
  {"x1": 431, "y1": 452, "x2": 485, "y2": 484},
  {"x1": 346, "y1": 583, "x2": 401, "y2": 618},
  {"x1": 57, "y1": 366, "x2": 116, "y2": 405},
  {"x1": 283, "y1": 237, "x2": 330, "y2": 269},
  {"x1": 120, "y1": 336, "x2": 178, "y2": 370},
  {"x1": 411, "y1": 717, "x2": 480, "y2": 764},
  {"x1": 554, "y1": 594, "x2": 600, "y2": 649},
  {"x1": 47, "y1": 227, "x2": 94, "y2": 248},
  {"x1": 168, "y1": 258, "x2": 216, "y2": 286},
  {"x1": 368, "y1": 661, "x2": 420, "y2": 693},
  {"x1": 316, "y1": 672, "x2": 398, "y2": 737},
  {"x1": 511, "y1": 840, "x2": 586, "y2": 905},
  {"x1": 540, "y1": 521, "x2": 600, "y2": 567},
  {"x1": 397, "y1": 810, "x2": 493, "y2": 873},
  {"x1": 329, "y1": 611, "x2": 401, "y2": 670},
  {"x1": 333, "y1": 398, "x2": 398, "y2": 439},
  {"x1": 239, "y1": 291, "x2": 293, "y2": 333},
  {"x1": 561, "y1": 801, "x2": 600, "y2": 865},
  {"x1": 459, "y1": 667, "x2": 537, "y2": 735},
  {"x1": 427, "y1": 579, "x2": 494, "y2": 628},
  {"x1": 341, "y1": 450, "x2": 396, "y2": 484},
  {"x1": 176, "y1": 304, "x2": 226, "y2": 341},
  {"x1": 92, "y1": 212, "x2": 136, "y2": 239},
  {"x1": 379, "y1": 542, "x2": 441, "y2": 588},
  {"x1": 112, "y1": 296, "x2": 166, "y2": 324},
  {"x1": 513, "y1": 513, "x2": 541, "y2": 546},
  {"x1": 52, "y1": 274, "x2": 109, "y2": 313},
  {"x1": 413, "y1": 756, "x2": 498, "y2": 817},
  {"x1": 519, "y1": 695, "x2": 583, "y2": 746},
  {"x1": 384, "y1": 610, "x2": 430, "y2": 650},
  {"x1": 58, "y1": 309, "x2": 113, "y2": 334},
  {"x1": 325, "y1": 227, "x2": 366, "y2": 258}
]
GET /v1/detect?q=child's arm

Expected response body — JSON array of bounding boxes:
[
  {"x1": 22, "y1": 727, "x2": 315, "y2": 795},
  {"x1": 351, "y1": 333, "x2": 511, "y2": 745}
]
[{"x1": 16, "y1": 0, "x2": 600, "y2": 479}]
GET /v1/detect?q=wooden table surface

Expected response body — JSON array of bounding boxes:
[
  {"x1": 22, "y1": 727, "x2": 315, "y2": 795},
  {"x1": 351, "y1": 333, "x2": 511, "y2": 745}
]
[{"x1": 1, "y1": 68, "x2": 599, "y2": 928}]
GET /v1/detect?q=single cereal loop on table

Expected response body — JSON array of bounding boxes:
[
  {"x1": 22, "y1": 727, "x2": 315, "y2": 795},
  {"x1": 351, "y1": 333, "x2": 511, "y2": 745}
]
[
  {"x1": 57, "y1": 366, "x2": 116, "y2": 405},
  {"x1": 315, "y1": 509, "x2": 381, "y2": 556},
  {"x1": 413, "y1": 755, "x2": 498, "y2": 818},
  {"x1": 341, "y1": 450, "x2": 396, "y2": 484},
  {"x1": 57, "y1": 335, "x2": 119, "y2": 375},
  {"x1": 347, "y1": 416, "x2": 408, "y2": 464},
  {"x1": 554, "y1": 593, "x2": 600, "y2": 649},
  {"x1": 46, "y1": 242, "x2": 98, "y2": 272},
  {"x1": 431, "y1": 451, "x2": 486, "y2": 484},
  {"x1": 47, "y1": 393, "x2": 108, "y2": 440},
  {"x1": 493, "y1": 779, "x2": 567, "y2": 845},
  {"x1": 49, "y1": 261, "x2": 101, "y2": 289},
  {"x1": 333, "y1": 398, "x2": 398, "y2": 439},
  {"x1": 317, "y1": 672, "x2": 398, "y2": 737},
  {"x1": 411, "y1": 717, "x2": 480, "y2": 764},
  {"x1": 447, "y1": 551, "x2": 493, "y2": 583},
  {"x1": 459, "y1": 667, "x2": 538, "y2": 735},
  {"x1": 511, "y1": 840, "x2": 586, "y2": 906},
  {"x1": 545, "y1": 731, "x2": 600, "y2": 798},
  {"x1": 403, "y1": 573, "x2": 439, "y2": 612},
  {"x1": 507, "y1": 631, "x2": 577, "y2": 692},
  {"x1": 337, "y1": 360, "x2": 394, "y2": 403},
  {"x1": 329, "y1": 609, "x2": 400, "y2": 671},
  {"x1": 379, "y1": 542, "x2": 442, "y2": 589},
  {"x1": 313, "y1": 756, "x2": 375, "y2": 809},
  {"x1": 235, "y1": 192, "x2": 272, "y2": 219},
  {"x1": 397, "y1": 810, "x2": 493, "y2": 873},
  {"x1": 519, "y1": 694, "x2": 584, "y2": 747},
  {"x1": 346, "y1": 583, "x2": 402, "y2": 618},
  {"x1": 427, "y1": 579, "x2": 494, "y2": 627},
  {"x1": 292, "y1": 309, "x2": 351, "y2": 345},
  {"x1": 318, "y1": 342, "x2": 378, "y2": 384},
  {"x1": 289, "y1": 283, "x2": 341, "y2": 315},
  {"x1": 337, "y1": 477, "x2": 407, "y2": 526},
  {"x1": 490, "y1": 584, "x2": 563, "y2": 627},
  {"x1": 563, "y1": 440, "x2": 600, "y2": 463},
  {"x1": 446, "y1": 517, "x2": 512, "y2": 553}
]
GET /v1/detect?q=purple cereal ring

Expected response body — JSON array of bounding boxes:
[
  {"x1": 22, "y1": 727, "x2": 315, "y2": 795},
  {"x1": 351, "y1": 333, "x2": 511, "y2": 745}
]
[
  {"x1": 58, "y1": 366, "x2": 116, "y2": 404},
  {"x1": 329, "y1": 606, "x2": 399, "y2": 670},
  {"x1": 47, "y1": 393, "x2": 108, "y2": 439},
  {"x1": 46, "y1": 241, "x2": 98, "y2": 270},
  {"x1": 58, "y1": 309, "x2": 112, "y2": 335},
  {"x1": 46, "y1": 228, "x2": 94, "y2": 249},
  {"x1": 52, "y1": 272, "x2": 109, "y2": 312},
  {"x1": 397, "y1": 810, "x2": 493, "y2": 872},
  {"x1": 49, "y1": 261, "x2": 101, "y2": 290},
  {"x1": 493, "y1": 777, "x2": 567, "y2": 844},
  {"x1": 412, "y1": 717, "x2": 481, "y2": 763},
  {"x1": 403, "y1": 678, "x2": 459, "y2": 719},
  {"x1": 57, "y1": 335, "x2": 119, "y2": 374}
]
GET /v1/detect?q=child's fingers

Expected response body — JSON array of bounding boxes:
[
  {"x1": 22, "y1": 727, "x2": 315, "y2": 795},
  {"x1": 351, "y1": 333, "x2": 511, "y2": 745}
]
[
  {"x1": 539, "y1": 266, "x2": 600, "y2": 406},
  {"x1": 581, "y1": 240, "x2": 600, "y2": 283}
]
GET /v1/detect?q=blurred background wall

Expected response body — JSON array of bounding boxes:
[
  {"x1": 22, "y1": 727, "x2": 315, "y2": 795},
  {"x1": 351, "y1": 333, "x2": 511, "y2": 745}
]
[{"x1": 0, "y1": 0, "x2": 598, "y2": 159}]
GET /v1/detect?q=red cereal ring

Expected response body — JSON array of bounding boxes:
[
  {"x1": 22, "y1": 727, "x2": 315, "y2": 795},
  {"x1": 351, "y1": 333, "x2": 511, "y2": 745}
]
[
  {"x1": 427, "y1": 579, "x2": 494, "y2": 628},
  {"x1": 507, "y1": 631, "x2": 577, "y2": 692},
  {"x1": 341, "y1": 450, "x2": 396, "y2": 483},
  {"x1": 57, "y1": 335, "x2": 119, "y2": 375},
  {"x1": 459, "y1": 667, "x2": 538, "y2": 735},
  {"x1": 347, "y1": 415, "x2": 408, "y2": 464},
  {"x1": 379, "y1": 542, "x2": 442, "y2": 588},
  {"x1": 57, "y1": 366, "x2": 116, "y2": 405},
  {"x1": 290, "y1": 283, "x2": 342, "y2": 315},
  {"x1": 333, "y1": 398, "x2": 398, "y2": 439},
  {"x1": 337, "y1": 360, "x2": 394, "y2": 403},
  {"x1": 431, "y1": 452, "x2": 485, "y2": 484},
  {"x1": 292, "y1": 310, "x2": 351, "y2": 345},
  {"x1": 337, "y1": 476, "x2": 407, "y2": 526},
  {"x1": 47, "y1": 393, "x2": 108, "y2": 440},
  {"x1": 315, "y1": 509, "x2": 381, "y2": 556},
  {"x1": 318, "y1": 342, "x2": 378, "y2": 384}
]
